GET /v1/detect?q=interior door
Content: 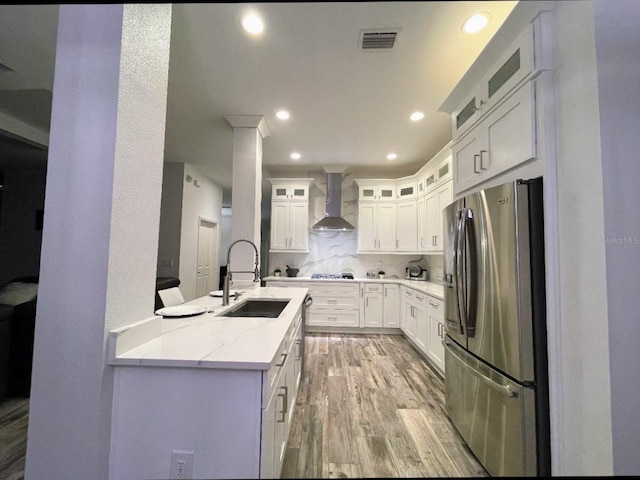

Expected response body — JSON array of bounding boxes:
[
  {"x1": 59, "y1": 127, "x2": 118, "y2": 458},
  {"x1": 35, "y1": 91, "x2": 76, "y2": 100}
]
[{"x1": 196, "y1": 219, "x2": 218, "y2": 298}]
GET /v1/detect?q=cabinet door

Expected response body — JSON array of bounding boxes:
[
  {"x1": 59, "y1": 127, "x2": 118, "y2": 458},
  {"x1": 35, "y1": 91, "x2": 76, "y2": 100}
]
[
  {"x1": 377, "y1": 203, "x2": 397, "y2": 252},
  {"x1": 435, "y1": 181, "x2": 452, "y2": 250},
  {"x1": 417, "y1": 196, "x2": 427, "y2": 252},
  {"x1": 452, "y1": 128, "x2": 484, "y2": 195},
  {"x1": 270, "y1": 202, "x2": 290, "y2": 250},
  {"x1": 363, "y1": 292, "x2": 383, "y2": 327},
  {"x1": 396, "y1": 200, "x2": 417, "y2": 252},
  {"x1": 382, "y1": 284, "x2": 399, "y2": 327},
  {"x1": 424, "y1": 190, "x2": 439, "y2": 253},
  {"x1": 427, "y1": 297, "x2": 445, "y2": 372},
  {"x1": 413, "y1": 303, "x2": 428, "y2": 354},
  {"x1": 484, "y1": 80, "x2": 536, "y2": 178},
  {"x1": 288, "y1": 202, "x2": 308, "y2": 251},
  {"x1": 357, "y1": 203, "x2": 377, "y2": 252},
  {"x1": 427, "y1": 312, "x2": 445, "y2": 373},
  {"x1": 396, "y1": 180, "x2": 417, "y2": 200}
]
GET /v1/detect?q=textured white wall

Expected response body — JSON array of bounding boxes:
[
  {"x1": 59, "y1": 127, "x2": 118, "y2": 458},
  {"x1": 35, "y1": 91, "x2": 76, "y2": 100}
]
[
  {"x1": 25, "y1": 5, "x2": 172, "y2": 479},
  {"x1": 592, "y1": 0, "x2": 640, "y2": 475},
  {"x1": 552, "y1": 0, "x2": 612, "y2": 474},
  {"x1": 178, "y1": 163, "x2": 223, "y2": 301}
]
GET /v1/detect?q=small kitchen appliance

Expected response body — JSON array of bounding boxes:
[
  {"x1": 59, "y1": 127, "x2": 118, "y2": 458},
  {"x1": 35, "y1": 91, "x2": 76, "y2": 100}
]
[{"x1": 406, "y1": 264, "x2": 428, "y2": 280}]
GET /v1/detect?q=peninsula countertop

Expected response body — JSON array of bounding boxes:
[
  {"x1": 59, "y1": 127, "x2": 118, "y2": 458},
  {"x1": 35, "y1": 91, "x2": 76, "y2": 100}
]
[
  {"x1": 263, "y1": 275, "x2": 445, "y2": 300},
  {"x1": 107, "y1": 286, "x2": 309, "y2": 371}
]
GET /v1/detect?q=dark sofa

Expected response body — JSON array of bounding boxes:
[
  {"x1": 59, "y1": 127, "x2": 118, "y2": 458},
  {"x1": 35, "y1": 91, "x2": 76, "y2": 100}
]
[
  {"x1": 0, "y1": 276, "x2": 181, "y2": 401},
  {"x1": 0, "y1": 276, "x2": 39, "y2": 400}
]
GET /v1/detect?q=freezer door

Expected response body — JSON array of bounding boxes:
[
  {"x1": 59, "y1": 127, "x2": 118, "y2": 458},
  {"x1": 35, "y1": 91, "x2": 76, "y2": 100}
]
[
  {"x1": 463, "y1": 181, "x2": 535, "y2": 382},
  {"x1": 443, "y1": 198, "x2": 467, "y2": 348},
  {"x1": 444, "y1": 338, "x2": 537, "y2": 477}
]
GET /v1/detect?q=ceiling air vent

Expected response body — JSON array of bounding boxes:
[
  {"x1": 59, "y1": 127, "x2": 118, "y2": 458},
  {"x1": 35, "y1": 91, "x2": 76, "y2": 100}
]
[{"x1": 359, "y1": 29, "x2": 400, "y2": 50}]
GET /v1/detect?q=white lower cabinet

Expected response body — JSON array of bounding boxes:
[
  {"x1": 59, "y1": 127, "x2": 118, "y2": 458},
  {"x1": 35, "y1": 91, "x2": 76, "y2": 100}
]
[
  {"x1": 382, "y1": 284, "x2": 399, "y2": 327},
  {"x1": 261, "y1": 312, "x2": 301, "y2": 479},
  {"x1": 109, "y1": 308, "x2": 303, "y2": 480},
  {"x1": 362, "y1": 283, "x2": 383, "y2": 327},
  {"x1": 304, "y1": 281, "x2": 360, "y2": 328},
  {"x1": 426, "y1": 297, "x2": 445, "y2": 374},
  {"x1": 399, "y1": 286, "x2": 445, "y2": 374}
]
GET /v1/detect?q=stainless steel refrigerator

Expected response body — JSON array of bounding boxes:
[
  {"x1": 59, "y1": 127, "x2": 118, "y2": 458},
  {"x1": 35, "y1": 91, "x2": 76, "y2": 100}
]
[{"x1": 443, "y1": 178, "x2": 550, "y2": 477}]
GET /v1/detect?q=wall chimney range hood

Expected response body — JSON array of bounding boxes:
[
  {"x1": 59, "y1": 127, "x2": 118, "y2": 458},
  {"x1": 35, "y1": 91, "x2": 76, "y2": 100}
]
[{"x1": 312, "y1": 169, "x2": 355, "y2": 231}]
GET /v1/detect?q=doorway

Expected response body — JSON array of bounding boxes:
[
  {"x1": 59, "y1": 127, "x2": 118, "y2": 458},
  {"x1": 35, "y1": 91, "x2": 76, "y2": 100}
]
[{"x1": 196, "y1": 218, "x2": 219, "y2": 298}]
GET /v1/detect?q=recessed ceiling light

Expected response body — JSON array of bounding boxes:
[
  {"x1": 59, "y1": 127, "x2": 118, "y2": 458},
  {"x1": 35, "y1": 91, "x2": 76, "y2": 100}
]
[
  {"x1": 410, "y1": 111, "x2": 424, "y2": 122},
  {"x1": 242, "y1": 13, "x2": 264, "y2": 35},
  {"x1": 290, "y1": 152, "x2": 301, "y2": 160},
  {"x1": 387, "y1": 153, "x2": 397, "y2": 161},
  {"x1": 276, "y1": 110, "x2": 290, "y2": 120},
  {"x1": 462, "y1": 13, "x2": 490, "y2": 34}
]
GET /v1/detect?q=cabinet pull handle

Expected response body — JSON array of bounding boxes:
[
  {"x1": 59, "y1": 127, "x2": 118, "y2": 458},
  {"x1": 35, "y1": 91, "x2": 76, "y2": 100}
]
[
  {"x1": 328, "y1": 316, "x2": 338, "y2": 320},
  {"x1": 296, "y1": 339, "x2": 302, "y2": 360},
  {"x1": 385, "y1": 287, "x2": 387, "y2": 297},
  {"x1": 366, "y1": 297, "x2": 369, "y2": 307},
  {"x1": 361, "y1": 288, "x2": 363, "y2": 298},
  {"x1": 277, "y1": 386, "x2": 288, "y2": 422},
  {"x1": 473, "y1": 154, "x2": 480, "y2": 173},
  {"x1": 480, "y1": 150, "x2": 488, "y2": 170},
  {"x1": 275, "y1": 352, "x2": 287, "y2": 367},
  {"x1": 438, "y1": 323, "x2": 442, "y2": 337},
  {"x1": 396, "y1": 239, "x2": 399, "y2": 248},
  {"x1": 327, "y1": 299, "x2": 337, "y2": 304},
  {"x1": 416, "y1": 295, "x2": 423, "y2": 301}
]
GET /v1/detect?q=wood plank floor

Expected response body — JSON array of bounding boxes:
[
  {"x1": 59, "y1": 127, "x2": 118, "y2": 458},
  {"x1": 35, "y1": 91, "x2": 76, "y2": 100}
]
[
  {"x1": 0, "y1": 334, "x2": 486, "y2": 480},
  {"x1": 0, "y1": 398, "x2": 28, "y2": 480},
  {"x1": 281, "y1": 333, "x2": 487, "y2": 478}
]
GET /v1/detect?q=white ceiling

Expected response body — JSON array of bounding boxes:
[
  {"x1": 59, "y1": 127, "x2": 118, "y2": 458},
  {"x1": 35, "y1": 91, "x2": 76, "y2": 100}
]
[{"x1": 0, "y1": 2, "x2": 517, "y2": 188}]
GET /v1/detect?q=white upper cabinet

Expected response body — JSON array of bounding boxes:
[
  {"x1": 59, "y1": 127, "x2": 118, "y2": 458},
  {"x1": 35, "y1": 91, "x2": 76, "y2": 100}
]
[
  {"x1": 452, "y1": 80, "x2": 536, "y2": 195},
  {"x1": 396, "y1": 179, "x2": 417, "y2": 200},
  {"x1": 451, "y1": 21, "x2": 536, "y2": 141},
  {"x1": 443, "y1": 10, "x2": 552, "y2": 196},
  {"x1": 355, "y1": 147, "x2": 451, "y2": 255},
  {"x1": 357, "y1": 181, "x2": 396, "y2": 202},
  {"x1": 270, "y1": 179, "x2": 313, "y2": 201},
  {"x1": 268, "y1": 178, "x2": 313, "y2": 253}
]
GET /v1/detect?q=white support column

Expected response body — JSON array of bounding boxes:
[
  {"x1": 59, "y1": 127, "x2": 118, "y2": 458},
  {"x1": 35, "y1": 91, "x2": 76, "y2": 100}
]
[
  {"x1": 25, "y1": 5, "x2": 172, "y2": 480},
  {"x1": 224, "y1": 115, "x2": 270, "y2": 282}
]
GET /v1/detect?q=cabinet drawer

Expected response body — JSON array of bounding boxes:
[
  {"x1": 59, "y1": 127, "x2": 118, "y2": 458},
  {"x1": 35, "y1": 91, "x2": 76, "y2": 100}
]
[
  {"x1": 304, "y1": 282, "x2": 359, "y2": 296},
  {"x1": 413, "y1": 291, "x2": 428, "y2": 307},
  {"x1": 364, "y1": 283, "x2": 382, "y2": 293},
  {"x1": 309, "y1": 293, "x2": 359, "y2": 309},
  {"x1": 427, "y1": 296, "x2": 444, "y2": 318},
  {"x1": 307, "y1": 310, "x2": 360, "y2": 327},
  {"x1": 267, "y1": 281, "x2": 301, "y2": 288}
]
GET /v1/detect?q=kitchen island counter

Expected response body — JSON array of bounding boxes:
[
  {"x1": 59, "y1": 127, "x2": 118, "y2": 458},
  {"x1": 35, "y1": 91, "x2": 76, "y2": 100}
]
[{"x1": 107, "y1": 286, "x2": 309, "y2": 370}]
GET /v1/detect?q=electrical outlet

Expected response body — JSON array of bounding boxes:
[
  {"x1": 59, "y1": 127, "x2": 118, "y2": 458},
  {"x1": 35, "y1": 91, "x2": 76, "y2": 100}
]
[{"x1": 170, "y1": 450, "x2": 194, "y2": 479}]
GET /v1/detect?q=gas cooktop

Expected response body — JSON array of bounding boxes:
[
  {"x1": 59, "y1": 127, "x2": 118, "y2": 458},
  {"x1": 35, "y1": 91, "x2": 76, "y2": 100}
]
[{"x1": 311, "y1": 273, "x2": 354, "y2": 280}]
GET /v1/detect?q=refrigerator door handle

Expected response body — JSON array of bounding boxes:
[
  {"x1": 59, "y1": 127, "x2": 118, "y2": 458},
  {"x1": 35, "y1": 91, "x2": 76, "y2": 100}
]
[
  {"x1": 461, "y1": 207, "x2": 478, "y2": 337},
  {"x1": 444, "y1": 339, "x2": 517, "y2": 398},
  {"x1": 453, "y1": 210, "x2": 466, "y2": 333}
]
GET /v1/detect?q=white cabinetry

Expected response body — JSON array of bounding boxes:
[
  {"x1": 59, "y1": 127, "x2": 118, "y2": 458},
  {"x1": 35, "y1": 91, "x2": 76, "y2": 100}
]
[
  {"x1": 268, "y1": 179, "x2": 313, "y2": 253},
  {"x1": 444, "y1": 12, "x2": 551, "y2": 196},
  {"x1": 261, "y1": 310, "x2": 302, "y2": 478},
  {"x1": 357, "y1": 181, "x2": 396, "y2": 201},
  {"x1": 357, "y1": 202, "x2": 397, "y2": 253},
  {"x1": 382, "y1": 284, "x2": 400, "y2": 327},
  {"x1": 304, "y1": 282, "x2": 360, "y2": 328},
  {"x1": 424, "y1": 180, "x2": 452, "y2": 252},
  {"x1": 452, "y1": 81, "x2": 536, "y2": 195},
  {"x1": 361, "y1": 283, "x2": 383, "y2": 327},
  {"x1": 396, "y1": 200, "x2": 417, "y2": 252},
  {"x1": 426, "y1": 297, "x2": 445, "y2": 374}
]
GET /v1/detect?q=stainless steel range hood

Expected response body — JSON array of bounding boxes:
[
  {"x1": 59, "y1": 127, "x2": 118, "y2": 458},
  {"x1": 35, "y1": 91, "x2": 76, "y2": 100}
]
[{"x1": 312, "y1": 171, "x2": 355, "y2": 231}]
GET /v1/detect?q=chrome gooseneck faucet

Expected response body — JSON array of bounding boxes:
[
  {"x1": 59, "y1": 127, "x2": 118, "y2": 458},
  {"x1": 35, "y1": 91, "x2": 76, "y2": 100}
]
[{"x1": 223, "y1": 239, "x2": 260, "y2": 306}]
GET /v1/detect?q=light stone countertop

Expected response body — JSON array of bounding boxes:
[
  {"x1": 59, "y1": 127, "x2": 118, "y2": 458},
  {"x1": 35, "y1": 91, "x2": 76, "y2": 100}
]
[
  {"x1": 263, "y1": 275, "x2": 445, "y2": 300},
  {"x1": 107, "y1": 285, "x2": 309, "y2": 371}
]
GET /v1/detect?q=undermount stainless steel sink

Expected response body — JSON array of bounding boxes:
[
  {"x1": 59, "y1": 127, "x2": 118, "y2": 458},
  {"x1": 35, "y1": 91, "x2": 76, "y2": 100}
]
[{"x1": 217, "y1": 299, "x2": 290, "y2": 318}]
